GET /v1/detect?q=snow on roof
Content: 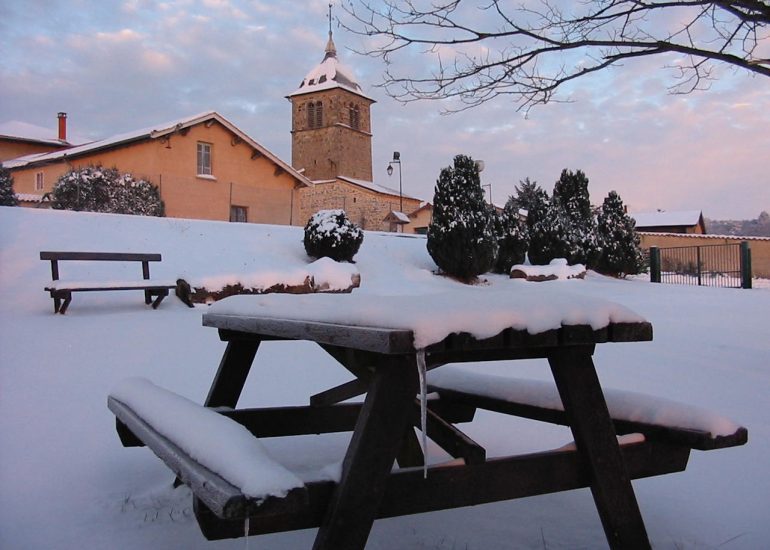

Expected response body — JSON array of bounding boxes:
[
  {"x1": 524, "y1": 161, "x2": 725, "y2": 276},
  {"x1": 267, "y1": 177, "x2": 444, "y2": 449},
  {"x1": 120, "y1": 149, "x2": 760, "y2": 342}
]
[
  {"x1": 384, "y1": 211, "x2": 411, "y2": 223},
  {"x1": 287, "y1": 33, "x2": 373, "y2": 101},
  {"x1": 631, "y1": 210, "x2": 703, "y2": 228},
  {"x1": 335, "y1": 175, "x2": 423, "y2": 201},
  {"x1": 0, "y1": 120, "x2": 87, "y2": 146},
  {"x1": 3, "y1": 112, "x2": 311, "y2": 187}
]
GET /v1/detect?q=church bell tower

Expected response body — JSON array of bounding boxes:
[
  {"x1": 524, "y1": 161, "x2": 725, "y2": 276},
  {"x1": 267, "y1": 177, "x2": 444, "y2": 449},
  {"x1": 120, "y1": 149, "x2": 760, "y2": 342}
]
[{"x1": 287, "y1": 21, "x2": 375, "y2": 182}]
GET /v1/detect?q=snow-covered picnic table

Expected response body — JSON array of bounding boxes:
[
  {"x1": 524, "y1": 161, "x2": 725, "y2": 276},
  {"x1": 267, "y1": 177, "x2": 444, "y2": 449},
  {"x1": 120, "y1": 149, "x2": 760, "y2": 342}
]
[{"x1": 108, "y1": 289, "x2": 747, "y2": 550}]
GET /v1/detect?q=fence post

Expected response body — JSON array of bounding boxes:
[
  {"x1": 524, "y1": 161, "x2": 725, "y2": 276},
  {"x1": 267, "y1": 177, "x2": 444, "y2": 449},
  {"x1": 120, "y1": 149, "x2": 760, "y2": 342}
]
[
  {"x1": 649, "y1": 247, "x2": 661, "y2": 283},
  {"x1": 740, "y1": 241, "x2": 752, "y2": 289}
]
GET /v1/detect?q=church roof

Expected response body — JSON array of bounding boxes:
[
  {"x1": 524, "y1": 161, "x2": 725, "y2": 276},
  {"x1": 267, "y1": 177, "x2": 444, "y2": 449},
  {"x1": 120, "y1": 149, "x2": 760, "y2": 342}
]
[{"x1": 287, "y1": 32, "x2": 373, "y2": 101}]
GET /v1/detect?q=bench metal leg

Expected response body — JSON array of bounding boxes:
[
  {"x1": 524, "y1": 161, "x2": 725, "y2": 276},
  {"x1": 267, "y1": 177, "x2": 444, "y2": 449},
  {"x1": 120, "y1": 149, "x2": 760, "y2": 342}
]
[
  {"x1": 548, "y1": 347, "x2": 651, "y2": 550},
  {"x1": 150, "y1": 289, "x2": 169, "y2": 309},
  {"x1": 58, "y1": 292, "x2": 72, "y2": 315},
  {"x1": 312, "y1": 354, "x2": 419, "y2": 550}
]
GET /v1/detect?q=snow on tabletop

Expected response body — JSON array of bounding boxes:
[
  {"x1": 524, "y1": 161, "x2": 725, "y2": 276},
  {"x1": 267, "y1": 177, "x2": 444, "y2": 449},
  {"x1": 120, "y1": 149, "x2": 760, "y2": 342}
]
[
  {"x1": 429, "y1": 369, "x2": 742, "y2": 438},
  {"x1": 109, "y1": 377, "x2": 303, "y2": 500},
  {"x1": 207, "y1": 283, "x2": 646, "y2": 349}
]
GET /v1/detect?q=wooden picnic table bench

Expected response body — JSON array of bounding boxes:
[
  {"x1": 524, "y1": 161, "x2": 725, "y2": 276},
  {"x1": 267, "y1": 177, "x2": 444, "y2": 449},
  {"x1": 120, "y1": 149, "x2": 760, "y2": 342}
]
[
  {"x1": 108, "y1": 291, "x2": 748, "y2": 549},
  {"x1": 40, "y1": 251, "x2": 180, "y2": 314}
]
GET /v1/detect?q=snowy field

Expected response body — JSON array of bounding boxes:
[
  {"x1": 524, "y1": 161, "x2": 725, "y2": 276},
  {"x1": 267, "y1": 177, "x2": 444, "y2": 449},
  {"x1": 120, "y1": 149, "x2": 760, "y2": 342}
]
[{"x1": 1, "y1": 206, "x2": 769, "y2": 549}]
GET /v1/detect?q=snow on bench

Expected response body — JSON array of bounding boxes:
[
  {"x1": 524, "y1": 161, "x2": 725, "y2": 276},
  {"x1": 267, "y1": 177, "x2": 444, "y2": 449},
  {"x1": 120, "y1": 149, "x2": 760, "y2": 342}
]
[
  {"x1": 108, "y1": 378, "x2": 305, "y2": 519},
  {"x1": 40, "y1": 251, "x2": 181, "y2": 313},
  {"x1": 428, "y1": 368, "x2": 748, "y2": 451}
]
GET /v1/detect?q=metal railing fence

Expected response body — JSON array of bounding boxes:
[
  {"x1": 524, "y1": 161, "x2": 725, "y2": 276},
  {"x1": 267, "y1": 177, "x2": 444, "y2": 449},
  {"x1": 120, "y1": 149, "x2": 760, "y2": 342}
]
[{"x1": 649, "y1": 242, "x2": 752, "y2": 289}]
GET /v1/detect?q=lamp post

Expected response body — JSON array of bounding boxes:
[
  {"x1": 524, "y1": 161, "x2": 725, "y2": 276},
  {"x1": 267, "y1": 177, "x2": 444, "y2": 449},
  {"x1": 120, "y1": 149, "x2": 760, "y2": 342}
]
[{"x1": 386, "y1": 151, "x2": 403, "y2": 213}]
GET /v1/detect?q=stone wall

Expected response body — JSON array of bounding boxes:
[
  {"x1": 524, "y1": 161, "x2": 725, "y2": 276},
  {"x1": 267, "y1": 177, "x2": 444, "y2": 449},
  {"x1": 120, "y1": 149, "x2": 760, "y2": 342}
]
[{"x1": 300, "y1": 179, "x2": 422, "y2": 232}]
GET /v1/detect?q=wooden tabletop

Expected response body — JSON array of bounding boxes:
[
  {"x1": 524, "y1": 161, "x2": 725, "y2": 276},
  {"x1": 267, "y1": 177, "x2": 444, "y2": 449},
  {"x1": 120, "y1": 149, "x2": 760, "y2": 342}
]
[{"x1": 202, "y1": 311, "x2": 652, "y2": 355}]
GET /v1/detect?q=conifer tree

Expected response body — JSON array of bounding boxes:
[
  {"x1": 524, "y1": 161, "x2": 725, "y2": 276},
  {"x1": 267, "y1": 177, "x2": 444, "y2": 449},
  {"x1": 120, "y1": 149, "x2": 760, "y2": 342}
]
[
  {"x1": 526, "y1": 189, "x2": 571, "y2": 265},
  {"x1": 505, "y1": 177, "x2": 541, "y2": 215},
  {"x1": 0, "y1": 164, "x2": 19, "y2": 206},
  {"x1": 427, "y1": 154, "x2": 497, "y2": 280},
  {"x1": 551, "y1": 169, "x2": 598, "y2": 266},
  {"x1": 596, "y1": 190, "x2": 644, "y2": 276},
  {"x1": 493, "y1": 202, "x2": 529, "y2": 273}
]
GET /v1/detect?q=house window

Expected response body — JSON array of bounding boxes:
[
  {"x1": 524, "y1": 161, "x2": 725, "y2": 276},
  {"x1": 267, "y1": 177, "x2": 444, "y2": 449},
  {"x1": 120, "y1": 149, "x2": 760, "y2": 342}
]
[
  {"x1": 197, "y1": 142, "x2": 212, "y2": 176},
  {"x1": 349, "y1": 104, "x2": 360, "y2": 130},
  {"x1": 230, "y1": 205, "x2": 248, "y2": 223},
  {"x1": 35, "y1": 172, "x2": 44, "y2": 191}
]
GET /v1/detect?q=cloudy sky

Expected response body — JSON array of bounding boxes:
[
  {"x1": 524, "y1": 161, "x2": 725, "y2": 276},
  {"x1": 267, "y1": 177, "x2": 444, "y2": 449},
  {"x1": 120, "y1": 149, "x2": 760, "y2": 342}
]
[{"x1": 2, "y1": 0, "x2": 768, "y2": 219}]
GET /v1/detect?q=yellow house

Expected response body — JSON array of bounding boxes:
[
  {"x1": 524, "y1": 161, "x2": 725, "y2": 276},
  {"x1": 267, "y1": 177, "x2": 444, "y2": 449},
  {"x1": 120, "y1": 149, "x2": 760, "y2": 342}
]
[{"x1": 6, "y1": 111, "x2": 311, "y2": 225}]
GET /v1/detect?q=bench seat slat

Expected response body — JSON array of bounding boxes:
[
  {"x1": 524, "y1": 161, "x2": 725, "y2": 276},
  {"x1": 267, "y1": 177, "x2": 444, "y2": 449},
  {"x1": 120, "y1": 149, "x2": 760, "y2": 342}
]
[
  {"x1": 46, "y1": 280, "x2": 177, "y2": 291},
  {"x1": 428, "y1": 370, "x2": 748, "y2": 451},
  {"x1": 107, "y1": 378, "x2": 307, "y2": 519}
]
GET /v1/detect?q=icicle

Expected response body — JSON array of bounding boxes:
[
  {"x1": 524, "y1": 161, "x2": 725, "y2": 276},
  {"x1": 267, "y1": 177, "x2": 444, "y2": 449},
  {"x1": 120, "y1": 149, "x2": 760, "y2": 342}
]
[
  {"x1": 244, "y1": 516, "x2": 250, "y2": 550},
  {"x1": 416, "y1": 349, "x2": 428, "y2": 479}
]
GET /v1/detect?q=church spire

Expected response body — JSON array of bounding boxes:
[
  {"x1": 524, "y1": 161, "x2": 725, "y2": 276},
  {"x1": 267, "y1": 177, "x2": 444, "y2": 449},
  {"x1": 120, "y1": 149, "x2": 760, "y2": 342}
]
[{"x1": 324, "y1": 3, "x2": 336, "y2": 59}]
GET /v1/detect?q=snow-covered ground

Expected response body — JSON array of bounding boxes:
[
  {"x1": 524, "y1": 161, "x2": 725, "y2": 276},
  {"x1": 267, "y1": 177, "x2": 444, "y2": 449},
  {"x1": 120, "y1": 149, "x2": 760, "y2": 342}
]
[{"x1": 1, "y1": 206, "x2": 768, "y2": 549}]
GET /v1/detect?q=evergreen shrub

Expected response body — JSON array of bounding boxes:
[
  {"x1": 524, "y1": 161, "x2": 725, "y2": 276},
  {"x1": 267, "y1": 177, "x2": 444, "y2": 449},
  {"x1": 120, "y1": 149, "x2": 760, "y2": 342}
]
[
  {"x1": 303, "y1": 209, "x2": 364, "y2": 262},
  {"x1": 427, "y1": 154, "x2": 497, "y2": 280},
  {"x1": 0, "y1": 164, "x2": 19, "y2": 206}
]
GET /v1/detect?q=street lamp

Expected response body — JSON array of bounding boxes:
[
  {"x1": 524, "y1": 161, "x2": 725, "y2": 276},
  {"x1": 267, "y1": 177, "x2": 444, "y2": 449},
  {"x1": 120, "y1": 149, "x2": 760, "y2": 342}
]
[{"x1": 386, "y1": 151, "x2": 403, "y2": 212}]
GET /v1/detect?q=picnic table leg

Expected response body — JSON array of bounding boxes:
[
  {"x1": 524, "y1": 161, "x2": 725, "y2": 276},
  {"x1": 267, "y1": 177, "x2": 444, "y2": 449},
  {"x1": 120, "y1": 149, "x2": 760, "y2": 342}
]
[
  {"x1": 313, "y1": 354, "x2": 419, "y2": 550},
  {"x1": 204, "y1": 339, "x2": 261, "y2": 408},
  {"x1": 548, "y1": 347, "x2": 651, "y2": 550}
]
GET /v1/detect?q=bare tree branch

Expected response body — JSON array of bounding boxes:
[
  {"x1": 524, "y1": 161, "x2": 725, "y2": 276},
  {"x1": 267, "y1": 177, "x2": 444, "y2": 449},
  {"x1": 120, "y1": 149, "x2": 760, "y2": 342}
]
[{"x1": 341, "y1": 0, "x2": 770, "y2": 113}]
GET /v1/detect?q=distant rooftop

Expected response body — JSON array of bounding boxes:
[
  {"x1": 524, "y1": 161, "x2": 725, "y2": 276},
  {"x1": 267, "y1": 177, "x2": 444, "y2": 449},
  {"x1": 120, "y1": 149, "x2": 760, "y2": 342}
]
[
  {"x1": 0, "y1": 120, "x2": 87, "y2": 146},
  {"x1": 631, "y1": 210, "x2": 704, "y2": 228}
]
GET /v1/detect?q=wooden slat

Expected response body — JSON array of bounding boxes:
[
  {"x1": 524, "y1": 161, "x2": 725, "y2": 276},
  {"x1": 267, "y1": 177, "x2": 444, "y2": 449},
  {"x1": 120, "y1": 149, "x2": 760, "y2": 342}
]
[
  {"x1": 204, "y1": 314, "x2": 416, "y2": 355},
  {"x1": 108, "y1": 396, "x2": 308, "y2": 520},
  {"x1": 206, "y1": 315, "x2": 653, "y2": 355},
  {"x1": 194, "y1": 439, "x2": 690, "y2": 540},
  {"x1": 430, "y1": 387, "x2": 748, "y2": 451},
  {"x1": 40, "y1": 251, "x2": 162, "y2": 262}
]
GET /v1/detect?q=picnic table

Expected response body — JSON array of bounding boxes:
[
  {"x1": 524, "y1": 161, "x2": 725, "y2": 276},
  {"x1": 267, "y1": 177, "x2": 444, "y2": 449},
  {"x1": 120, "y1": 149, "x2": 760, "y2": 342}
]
[{"x1": 109, "y1": 289, "x2": 747, "y2": 549}]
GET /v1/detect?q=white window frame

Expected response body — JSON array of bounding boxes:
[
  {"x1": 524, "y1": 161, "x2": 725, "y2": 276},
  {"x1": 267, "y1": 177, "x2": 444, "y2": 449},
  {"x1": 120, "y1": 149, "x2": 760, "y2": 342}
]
[{"x1": 197, "y1": 142, "x2": 212, "y2": 176}]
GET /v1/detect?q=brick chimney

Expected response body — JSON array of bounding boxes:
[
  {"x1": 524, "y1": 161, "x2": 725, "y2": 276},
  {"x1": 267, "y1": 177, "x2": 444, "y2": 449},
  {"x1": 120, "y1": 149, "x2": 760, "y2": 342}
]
[{"x1": 57, "y1": 112, "x2": 67, "y2": 141}]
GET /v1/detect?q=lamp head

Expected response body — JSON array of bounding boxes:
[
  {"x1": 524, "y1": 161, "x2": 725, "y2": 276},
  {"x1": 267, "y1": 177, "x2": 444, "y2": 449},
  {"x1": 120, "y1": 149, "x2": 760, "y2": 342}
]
[{"x1": 387, "y1": 164, "x2": 393, "y2": 176}]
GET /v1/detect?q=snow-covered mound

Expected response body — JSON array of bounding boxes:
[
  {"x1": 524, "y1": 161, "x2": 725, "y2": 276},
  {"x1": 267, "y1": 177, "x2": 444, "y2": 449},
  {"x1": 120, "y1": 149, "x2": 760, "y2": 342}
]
[{"x1": 1, "y1": 206, "x2": 768, "y2": 549}]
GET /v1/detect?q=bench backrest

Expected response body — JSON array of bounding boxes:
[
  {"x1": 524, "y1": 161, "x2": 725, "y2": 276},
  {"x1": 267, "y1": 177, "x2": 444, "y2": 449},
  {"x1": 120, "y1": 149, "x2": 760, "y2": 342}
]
[
  {"x1": 40, "y1": 251, "x2": 163, "y2": 281},
  {"x1": 40, "y1": 251, "x2": 162, "y2": 262}
]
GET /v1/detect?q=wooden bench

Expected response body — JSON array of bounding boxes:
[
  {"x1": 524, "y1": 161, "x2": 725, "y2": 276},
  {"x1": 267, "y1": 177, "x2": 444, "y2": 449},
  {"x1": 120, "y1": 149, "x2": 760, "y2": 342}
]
[
  {"x1": 40, "y1": 251, "x2": 179, "y2": 314},
  {"x1": 427, "y1": 369, "x2": 748, "y2": 451},
  {"x1": 109, "y1": 372, "x2": 747, "y2": 543}
]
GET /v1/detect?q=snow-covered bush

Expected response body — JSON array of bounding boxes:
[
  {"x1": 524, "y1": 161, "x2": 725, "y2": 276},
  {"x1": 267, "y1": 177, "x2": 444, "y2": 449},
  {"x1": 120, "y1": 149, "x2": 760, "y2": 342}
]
[
  {"x1": 596, "y1": 190, "x2": 644, "y2": 276},
  {"x1": 427, "y1": 155, "x2": 498, "y2": 281},
  {"x1": 303, "y1": 209, "x2": 364, "y2": 263},
  {"x1": 50, "y1": 165, "x2": 164, "y2": 216},
  {"x1": 0, "y1": 164, "x2": 18, "y2": 206}
]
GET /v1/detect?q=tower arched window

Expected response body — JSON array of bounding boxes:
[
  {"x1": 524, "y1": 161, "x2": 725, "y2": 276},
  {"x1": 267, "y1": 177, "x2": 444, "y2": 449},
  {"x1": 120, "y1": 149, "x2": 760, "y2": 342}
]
[
  {"x1": 349, "y1": 103, "x2": 360, "y2": 130},
  {"x1": 307, "y1": 102, "x2": 316, "y2": 129},
  {"x1": 315, "y1": 101, "x2": 323, "y2": 128}
]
